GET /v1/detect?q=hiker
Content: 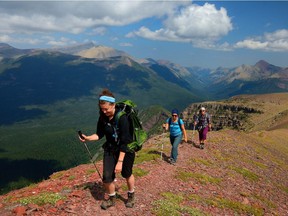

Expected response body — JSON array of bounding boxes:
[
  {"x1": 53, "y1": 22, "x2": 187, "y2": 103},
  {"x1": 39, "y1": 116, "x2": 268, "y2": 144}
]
[
  {"x1": 194, "y1": 107, "x2": 212, "y2": 149},
  {"x1": 162, "y1": 109, "x2": 187, "y2": 165},
  {"x1": 78, "y1": 89, "x2": 135, "y2": 210}
]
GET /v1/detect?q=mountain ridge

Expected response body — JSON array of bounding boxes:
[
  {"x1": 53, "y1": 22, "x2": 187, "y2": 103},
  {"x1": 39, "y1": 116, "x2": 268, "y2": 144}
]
[
  {"x1": 0, "y1": 43, "x2": 287, "y2": 99},
  {"x1": 182, "y1": 92, "x2": 288, "y2": 131},
  {"x1": 1, "y1": 127, "x2": 287, "y2": 215},
  {"x1": 0, "y1": 93, "x2": 287, "y2": 215},
  {"x1": 0, "y1": 49, "x2": 201, "y2": 125}
]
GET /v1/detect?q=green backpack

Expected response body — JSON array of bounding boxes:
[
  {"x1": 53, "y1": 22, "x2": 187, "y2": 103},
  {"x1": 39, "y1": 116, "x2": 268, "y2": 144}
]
[{"x1": 115, "y1": 100, "x2": 147, "y2": 152}]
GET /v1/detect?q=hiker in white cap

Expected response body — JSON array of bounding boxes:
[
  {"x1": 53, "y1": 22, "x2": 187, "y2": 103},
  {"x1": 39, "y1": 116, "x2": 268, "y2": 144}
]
[{"x1": 194, "y1": 107, "x2": 212, "y2": 149}]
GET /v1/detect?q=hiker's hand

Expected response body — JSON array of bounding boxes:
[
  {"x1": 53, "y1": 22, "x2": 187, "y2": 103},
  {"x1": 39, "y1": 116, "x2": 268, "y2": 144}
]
[
  {"x1": 79, "y1": 133, "x2": 87, "y2": 142},
  {"x1": 115, "y1": 161, "x2": 123, "y2": 173}
]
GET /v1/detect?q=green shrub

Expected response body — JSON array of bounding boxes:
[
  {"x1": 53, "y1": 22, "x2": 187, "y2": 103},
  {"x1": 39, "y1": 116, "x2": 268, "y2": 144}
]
[
  {"x1": 133, "y1": 167, "x2": 149, "y2": 177},
  {"x1": 231, "y1": 166, "x2": 259, "y2": 181},
  {"x1": 134, "y1": 148, "x2": 159, "y2": 164},
  {"x1": 152, "y1": 192, "x2": 205, "y2": 216},
  {"x1": 205, "y1": 197, "x2": 264, "y2": 216},
  {"x1": 176, "y1": 170, "x2": 221, "y2": 185},
  {"x1": 17, "y1": 192, "x2": 64, "y2": 206}
]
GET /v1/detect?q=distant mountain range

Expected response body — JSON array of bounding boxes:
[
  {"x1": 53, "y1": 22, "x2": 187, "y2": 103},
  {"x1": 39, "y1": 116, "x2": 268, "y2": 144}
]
[
  {"x1": 206, "y1": 60, "x2": 288, "y2": 98},
  {"x1": 0, "y1": 43, "x2": 200, "y2": 125},
  {"x1": 0, "y1": 42, "x2": 287, "y2": 125},
  {"x1": 0, "y1": 42, "x2": 287, "y2": 196}
]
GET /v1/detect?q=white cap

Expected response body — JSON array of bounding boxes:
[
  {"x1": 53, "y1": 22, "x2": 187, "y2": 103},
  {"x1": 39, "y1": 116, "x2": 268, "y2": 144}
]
[{"x1": 200, "y1": 107, "x2": 206, "y2": 111}]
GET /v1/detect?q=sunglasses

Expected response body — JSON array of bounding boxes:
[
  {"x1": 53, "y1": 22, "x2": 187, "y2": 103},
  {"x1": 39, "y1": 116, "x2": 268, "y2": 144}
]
[{"x1": 172, "y1": 114, "x2": 178, "y2": 117}]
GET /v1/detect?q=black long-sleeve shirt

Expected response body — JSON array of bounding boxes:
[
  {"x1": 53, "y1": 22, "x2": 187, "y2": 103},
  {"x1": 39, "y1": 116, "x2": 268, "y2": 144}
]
[{"x1": 96, "y1": 108, "x2": 133, "y2": 152}]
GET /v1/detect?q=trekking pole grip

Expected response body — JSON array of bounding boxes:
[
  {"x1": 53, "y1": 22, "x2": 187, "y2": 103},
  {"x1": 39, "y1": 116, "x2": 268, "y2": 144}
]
[{"x1": 78, "y1": 130, "x2": 85, "y2": 140}]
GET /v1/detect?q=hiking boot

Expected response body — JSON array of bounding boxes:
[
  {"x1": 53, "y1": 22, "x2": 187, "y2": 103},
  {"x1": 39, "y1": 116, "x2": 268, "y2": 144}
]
[
  {"x1": 200, "y1": 143, "x2": 204, "y2": 149},
  {"x1": 100, "y1": 195, "x2": 116, "y2": 210},
  {"x1": 125, "y1": 192, "x2": 135, "y2": 208},
  {"x1": 169, "y1": 159, "x2": 176, "y2": 165}
]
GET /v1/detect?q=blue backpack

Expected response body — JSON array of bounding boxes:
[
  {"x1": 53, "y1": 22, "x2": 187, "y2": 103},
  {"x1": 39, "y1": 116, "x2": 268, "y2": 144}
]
[{"x1": 168, "y1": 117, "x2": 183, "y2": 131}]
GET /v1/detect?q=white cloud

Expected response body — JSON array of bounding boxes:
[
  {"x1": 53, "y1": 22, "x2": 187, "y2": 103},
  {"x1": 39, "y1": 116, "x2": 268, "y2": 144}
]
[
  {"x1": 6, "y1": 1, "x2": 286, "y2": 53},
  {"x1": 0, "y1": 35, "x2": 11, "y2": 43},
  {"x1": 0, "y1": 1, "x2": 187, "y2": 34},
  {"x1": 235, "y1": 40, "x2": 268, "y2": 50},
  {"x1": 0, "y1": 1, "x2": 233, "y2": 50},
  {"x1": 89, "y1": 27, "x2": 107, "y2": 36},
  {"x1": 235, "y1": 29, "x2": 288, "y2": 51},
  {"x1": 47, "y1": 37, "x2": 77, "y2": 47},
  {"x1": 0, "y1": 1, "x2": 190, "y2": 47},
  {"x1": 128, "y1": 3, "x2": 233, "y2": 49},
  {"x1": 0, "y1": 34, "x2": 42, "y2": 45},
  {"x1": 119, "y1": 42, "x2": 133, "y2": 47}
]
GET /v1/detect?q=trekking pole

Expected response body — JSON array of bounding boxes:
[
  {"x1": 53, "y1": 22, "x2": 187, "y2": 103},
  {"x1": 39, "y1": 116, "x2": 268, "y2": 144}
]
[
  {"x1": 160, "y1": 112, "x2": 169, "y2": 160},
  {"x1": 192, "y1": 124, "x2": 195, "y2": 145},
  {"x1": 78, "y1": 131, "x2": 102, "y2": 180},
  {"x1": 160, "y1": 126, "x2": 166, "y2": 160}
]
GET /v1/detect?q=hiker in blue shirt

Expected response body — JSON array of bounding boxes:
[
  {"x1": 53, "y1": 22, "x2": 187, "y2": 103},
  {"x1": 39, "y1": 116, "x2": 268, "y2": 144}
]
[
  {"x1": 194, "y1": 107, "x2": 212, "y2": 149},
  {"x1": 162, "y1": 109, "x2": 187, "y2": 165}
]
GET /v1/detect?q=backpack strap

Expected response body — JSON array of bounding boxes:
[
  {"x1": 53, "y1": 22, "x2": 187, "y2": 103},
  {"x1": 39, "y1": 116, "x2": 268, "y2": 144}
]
[
  {"x1": 115, "y1": 110, "x2": 126, "y2": 129},
  {"x1": 178, "y1": 118, "x2": 183, "y2": 131},
  {"x1": 168, "y1": 117, "x2": 183, "y2": 131},
  {"x1": 168, "y1": 117, "x2": 172, "y2": 125},
  {"x1": 106, "y1": 110, "x2": 125, "y2": 143}
]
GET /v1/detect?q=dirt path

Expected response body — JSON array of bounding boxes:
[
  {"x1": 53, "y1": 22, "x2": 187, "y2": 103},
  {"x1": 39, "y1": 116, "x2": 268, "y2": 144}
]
[{"x1": 1, "y1": 129, "x2": 288, "y2": 215}]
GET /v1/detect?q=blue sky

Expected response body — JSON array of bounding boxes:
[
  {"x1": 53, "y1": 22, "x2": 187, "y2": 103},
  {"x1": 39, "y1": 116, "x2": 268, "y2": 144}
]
[{"x1": 0, "y1": 1, "x2": 288, "y2": 68}]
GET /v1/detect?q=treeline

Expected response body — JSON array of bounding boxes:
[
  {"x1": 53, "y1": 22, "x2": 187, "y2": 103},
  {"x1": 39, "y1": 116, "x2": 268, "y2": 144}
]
[{"x1": 0, "y1": 126, "x2": 104, "y2": 195}]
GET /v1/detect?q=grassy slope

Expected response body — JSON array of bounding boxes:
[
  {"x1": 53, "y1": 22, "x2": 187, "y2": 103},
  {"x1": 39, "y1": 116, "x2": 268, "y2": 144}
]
[
  {"x1": 0, "y1": 96, "x2": 104, "y2": 194},
  {"x1": 1, "y1": 92, "x2": 287, "y2": 198},
  {"x1": 1, "y1": 128, "x2": 287, "y2": 215},
  {"x1": 0, "y1": 93, "x2": 169, "y2": 194},
  {"x1": 0, "y1": 93, "x2": 288, "y2": 215},
  {"x1": 226, "y1": 93, "x2": 288, "y2": 131}
]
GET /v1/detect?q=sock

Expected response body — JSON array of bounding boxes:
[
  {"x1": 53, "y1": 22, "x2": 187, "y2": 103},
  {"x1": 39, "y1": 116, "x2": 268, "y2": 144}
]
[
  {"x1": 109, "y1": 192, "x2": 116, "y2": 197},
  {"x1": 128, "y1": 190, "x2": 135, "y2": 194}
]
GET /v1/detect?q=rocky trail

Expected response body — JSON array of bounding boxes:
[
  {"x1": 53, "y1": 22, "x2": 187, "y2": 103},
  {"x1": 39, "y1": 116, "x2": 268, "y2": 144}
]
[{"x1": 1, "y1": 129, "x2": 288, "y2": 216}]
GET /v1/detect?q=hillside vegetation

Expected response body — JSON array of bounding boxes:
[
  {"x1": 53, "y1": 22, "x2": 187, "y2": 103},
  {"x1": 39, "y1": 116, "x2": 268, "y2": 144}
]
[
  {"x1": 0, "y1": 98, "x2": 168, "y2": 195},
  {"x1": 0, "y1": 93, "x2": 287, "y2": 215},
  {"x1": 182, "y1": 93, "x2": 288, "y2": 132}
]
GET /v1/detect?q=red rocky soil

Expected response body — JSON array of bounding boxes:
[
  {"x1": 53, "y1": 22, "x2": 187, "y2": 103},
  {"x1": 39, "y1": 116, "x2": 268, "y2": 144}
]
[{"x1": 0, "y1": 129, "x2": 288, "y2": 215}]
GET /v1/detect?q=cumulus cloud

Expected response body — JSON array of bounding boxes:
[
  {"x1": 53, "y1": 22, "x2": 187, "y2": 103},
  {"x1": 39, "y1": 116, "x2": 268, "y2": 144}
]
[
  {"x1": 89, "y1": 27, "x2": 107, "y2": 36},
  {"x1": 235, "y1": 29, "x2": 288, "y2": 51},
  {"x1": 4, "y1": 0, "x2": 286, "y2": 53},
  {"x1": 0, "y1": 1, "x2": 186, "y2": 34},
  {"x1": 47, "y1": 37, "x2": 77, "y2": 47},
  {"x1": 0, "y1": 34, "x2": 42, "y2": 45},
  {"x1": 0, "y1": 35, "x2": 11, "y2": 43},
  {"x1": 128, "y1": 3, "x2": 233, "y2": 49},
  {"x1": 119, "y1": 42, "x2": 133, "y2": 47},
  {"x1": 0, "y1": 1, "x2": 191, "y2": 47}
]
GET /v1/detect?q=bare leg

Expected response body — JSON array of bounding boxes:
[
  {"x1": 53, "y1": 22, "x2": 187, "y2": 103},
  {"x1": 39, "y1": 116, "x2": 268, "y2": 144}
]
[
  {"x1": 126, "y1": 174, "x2": 135, "y2": 192},
  {"x1": 125, "y1": 174, "x2": 135, "y2": 208},
  {"x1": 101, "y1": 182, "x2": 116, "y2": 210},
  {"x1": 104, "y1": 182, "x2": 115, "y2": 195}
]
